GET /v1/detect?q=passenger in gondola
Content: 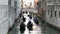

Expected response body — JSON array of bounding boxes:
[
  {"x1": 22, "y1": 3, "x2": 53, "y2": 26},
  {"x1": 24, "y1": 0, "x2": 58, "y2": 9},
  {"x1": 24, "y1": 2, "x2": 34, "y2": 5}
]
[
  {"x1": 20, "y1": 22, "x2": 26, "y2": 33},
  {"x1": 33, "y1": 17, "x2": 39, "y2": 25},
  {"x1": 27, "y1": 21, "x2": 33, "y2": 31}
]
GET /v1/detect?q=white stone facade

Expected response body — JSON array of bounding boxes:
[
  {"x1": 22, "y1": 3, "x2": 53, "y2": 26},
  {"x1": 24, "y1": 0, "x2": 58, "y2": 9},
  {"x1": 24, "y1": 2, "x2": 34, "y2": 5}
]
[
  {"x1": 22, "y1": 0, "x2": 34, "y2": 8},
  {"x1": 46, "y1": 0, "x2": 60, "y2": 28},
  {"x1": 0, "y1": 0, "x2": 21, "y2": 34}
]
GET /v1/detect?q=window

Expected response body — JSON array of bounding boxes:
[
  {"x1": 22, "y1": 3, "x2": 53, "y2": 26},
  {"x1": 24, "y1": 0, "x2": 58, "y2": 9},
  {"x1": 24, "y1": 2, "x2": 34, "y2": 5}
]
[
  {"x1": 14, "y1": 1, "x2": 17, "y2": 13},
  {"x1": 59, "y1": 0, "x2": 60, "y2": 3},
  {"x1": 48, "y1": 0, "x2": 51, "y2": 3},
  {"x1": 8, "y1": 0, "x2": 11, "y2": 5},
  {"x1": 48, "y1": 10, "x2": 49, "y2": 15},
  {"x1": 51, "y1": 10, "x2": 52, "y2": 18},
  {"x1": 59, "y1": 12, "x2": 60, "y2": 18},
  {"x1": 55, "y1": 11, "x2": 56, "y2": 17}
]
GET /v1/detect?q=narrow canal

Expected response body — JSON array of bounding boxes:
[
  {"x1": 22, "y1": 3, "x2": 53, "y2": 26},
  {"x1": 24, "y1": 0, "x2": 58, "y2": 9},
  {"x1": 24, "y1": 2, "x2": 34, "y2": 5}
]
[{"x1": 8, "y1": 10, "x2": 60, "y2": 34}]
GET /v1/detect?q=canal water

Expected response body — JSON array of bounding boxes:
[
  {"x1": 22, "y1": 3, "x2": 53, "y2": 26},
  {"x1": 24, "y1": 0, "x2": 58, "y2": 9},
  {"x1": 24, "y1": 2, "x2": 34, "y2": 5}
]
[
  {"x1": 44, "y1": 23, "x2": 60, "y2": 34},
  {"x1": 45, "y1": 27, "x2": 60, "y2": 34}
]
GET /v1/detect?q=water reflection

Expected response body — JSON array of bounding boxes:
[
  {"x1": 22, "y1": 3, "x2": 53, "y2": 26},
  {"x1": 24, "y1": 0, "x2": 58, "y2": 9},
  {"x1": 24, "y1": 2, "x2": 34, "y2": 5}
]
[{"x1": 45, "y1": 23, "x2": 60, "y2": 34}]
